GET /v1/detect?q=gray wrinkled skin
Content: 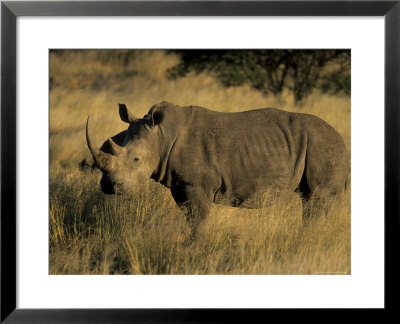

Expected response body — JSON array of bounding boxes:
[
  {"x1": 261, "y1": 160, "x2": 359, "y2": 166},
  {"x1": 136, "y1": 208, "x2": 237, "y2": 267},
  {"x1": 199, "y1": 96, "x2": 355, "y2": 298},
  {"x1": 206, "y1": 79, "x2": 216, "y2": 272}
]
[{"x1": 87, "y1": 101, "x2": 350, "y2": 237}]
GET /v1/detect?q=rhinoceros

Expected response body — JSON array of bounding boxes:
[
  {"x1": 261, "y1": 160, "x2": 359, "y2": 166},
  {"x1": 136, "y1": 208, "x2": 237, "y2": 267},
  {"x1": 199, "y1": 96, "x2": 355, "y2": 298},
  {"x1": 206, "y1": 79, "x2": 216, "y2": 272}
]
[{"x1": 86, "y1": 101, "x2": 349, "y2": 236}]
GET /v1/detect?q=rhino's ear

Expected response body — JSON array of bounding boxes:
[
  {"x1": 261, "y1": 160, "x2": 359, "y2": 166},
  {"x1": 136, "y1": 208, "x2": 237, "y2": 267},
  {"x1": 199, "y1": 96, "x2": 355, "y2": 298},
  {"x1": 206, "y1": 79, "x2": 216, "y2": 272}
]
[
  {"x1": 151, "y1": 107, "x2": 164, "y2": 126},
  {"x1": 119, "y1": 103, "x2": 137, "y2": 123}
]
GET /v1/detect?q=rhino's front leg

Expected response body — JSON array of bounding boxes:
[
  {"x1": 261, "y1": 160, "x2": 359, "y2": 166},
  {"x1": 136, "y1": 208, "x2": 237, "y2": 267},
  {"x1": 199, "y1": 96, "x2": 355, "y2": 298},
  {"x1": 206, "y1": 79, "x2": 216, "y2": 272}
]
[{"x1": 171, "y1": 185, "x2": 213, "y2": 239}]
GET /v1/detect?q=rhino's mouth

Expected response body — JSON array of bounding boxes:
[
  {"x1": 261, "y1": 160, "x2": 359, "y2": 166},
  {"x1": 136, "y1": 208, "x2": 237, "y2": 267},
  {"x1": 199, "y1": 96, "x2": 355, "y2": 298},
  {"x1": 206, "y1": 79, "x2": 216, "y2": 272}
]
[
  {"x1": 100, "y1": 179, "x2": 115, "y2": 194},
  {"x1": 100, "y1": 177, "x2": 125, "y2": 195},
  {"x1": 101, "y1": 187, "x2": 115, "y2": 195}
]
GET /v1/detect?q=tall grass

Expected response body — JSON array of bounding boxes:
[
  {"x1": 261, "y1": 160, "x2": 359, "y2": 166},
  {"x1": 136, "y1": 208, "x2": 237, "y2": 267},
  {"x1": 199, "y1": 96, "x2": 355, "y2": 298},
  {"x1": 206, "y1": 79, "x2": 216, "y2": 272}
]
[{"x1": 49, "y1": 50, "x2": 350, "y2": 274}]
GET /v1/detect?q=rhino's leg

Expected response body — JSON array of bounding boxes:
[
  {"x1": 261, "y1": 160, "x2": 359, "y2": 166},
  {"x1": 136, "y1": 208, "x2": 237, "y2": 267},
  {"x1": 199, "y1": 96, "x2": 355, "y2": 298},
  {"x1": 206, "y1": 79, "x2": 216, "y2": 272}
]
[
  {"x1": 306, "y1": 189, "x2": 341, "y2": 224},
  {"x1": 302, "y1": 166, "x2": 347, "y2": 222},
  {"x1": 296, "y1": 172, "x2": 313, "y2": 222},
  {"x1": 300, "y1": 133, "x2": 348, "y2": 222},
  {"x1": 171, "y1": 185, "x2": 213, "y2": 239}
]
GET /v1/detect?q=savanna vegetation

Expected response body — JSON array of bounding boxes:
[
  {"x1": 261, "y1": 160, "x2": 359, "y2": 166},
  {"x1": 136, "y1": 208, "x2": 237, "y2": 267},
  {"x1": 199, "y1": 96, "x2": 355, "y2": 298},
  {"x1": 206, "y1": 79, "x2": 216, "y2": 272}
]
[{"x1": 49, "y1": 49, "x2": 350, "y2": 274}]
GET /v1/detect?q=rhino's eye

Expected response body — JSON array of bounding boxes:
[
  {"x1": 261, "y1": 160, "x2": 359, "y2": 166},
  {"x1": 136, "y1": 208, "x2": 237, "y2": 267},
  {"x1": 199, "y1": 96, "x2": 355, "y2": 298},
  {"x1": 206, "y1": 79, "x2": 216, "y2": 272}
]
[{"x1": 133, "y1": 157, "x2": 139, "y2": 162}]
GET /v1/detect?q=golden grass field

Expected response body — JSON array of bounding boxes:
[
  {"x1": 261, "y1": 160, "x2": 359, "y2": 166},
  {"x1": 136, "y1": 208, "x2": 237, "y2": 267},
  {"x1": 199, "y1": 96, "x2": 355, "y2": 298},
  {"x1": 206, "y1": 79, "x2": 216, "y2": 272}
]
[{"x1": 49, "y1": 50, "x2": 351, "y2": 274}]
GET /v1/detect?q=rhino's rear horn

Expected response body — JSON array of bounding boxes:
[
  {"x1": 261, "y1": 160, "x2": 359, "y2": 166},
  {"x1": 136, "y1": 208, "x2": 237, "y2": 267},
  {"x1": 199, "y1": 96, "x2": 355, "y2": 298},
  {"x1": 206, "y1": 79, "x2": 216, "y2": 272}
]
[
  {"x1": 86, "y1": 114, "x2": 113, "y2": 170},
  {"x1": 107, "y1": 137, "x2": 125, "y2": 155}
]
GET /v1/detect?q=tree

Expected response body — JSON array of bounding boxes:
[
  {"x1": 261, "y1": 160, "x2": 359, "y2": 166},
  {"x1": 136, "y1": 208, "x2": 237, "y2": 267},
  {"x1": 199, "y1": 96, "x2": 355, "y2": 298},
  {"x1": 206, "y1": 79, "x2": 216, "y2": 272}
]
[{"x1": 167, "y1": 50, "x2": 350, "y2": 102}]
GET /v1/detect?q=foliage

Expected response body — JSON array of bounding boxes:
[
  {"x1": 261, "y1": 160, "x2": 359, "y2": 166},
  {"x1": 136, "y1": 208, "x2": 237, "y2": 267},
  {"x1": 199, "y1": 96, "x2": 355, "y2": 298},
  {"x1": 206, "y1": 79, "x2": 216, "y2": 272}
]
[{"x1": 168, "y1": 50, "x2": 350, "y2": 102}]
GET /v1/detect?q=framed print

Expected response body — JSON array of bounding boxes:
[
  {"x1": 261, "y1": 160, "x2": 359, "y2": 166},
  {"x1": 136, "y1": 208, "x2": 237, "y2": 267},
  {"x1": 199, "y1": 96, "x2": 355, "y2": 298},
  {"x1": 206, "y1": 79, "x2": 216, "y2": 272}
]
[{"x1": 1, "y1": 0, "x2": 399, "y2": 322}]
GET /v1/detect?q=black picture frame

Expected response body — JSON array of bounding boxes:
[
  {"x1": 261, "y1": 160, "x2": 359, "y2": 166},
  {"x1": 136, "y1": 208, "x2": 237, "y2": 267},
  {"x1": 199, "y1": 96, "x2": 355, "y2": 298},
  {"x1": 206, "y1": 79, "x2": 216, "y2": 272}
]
[{"x1": 1, "y1": 0, "x2": 399, "y2": 322}]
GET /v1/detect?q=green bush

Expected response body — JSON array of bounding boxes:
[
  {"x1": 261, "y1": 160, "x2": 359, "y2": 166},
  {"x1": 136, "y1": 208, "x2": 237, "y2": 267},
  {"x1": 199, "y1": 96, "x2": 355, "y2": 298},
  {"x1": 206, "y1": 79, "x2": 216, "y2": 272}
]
[{"x1": 168, "y1": 50, "x2": 350, "y2": 102}]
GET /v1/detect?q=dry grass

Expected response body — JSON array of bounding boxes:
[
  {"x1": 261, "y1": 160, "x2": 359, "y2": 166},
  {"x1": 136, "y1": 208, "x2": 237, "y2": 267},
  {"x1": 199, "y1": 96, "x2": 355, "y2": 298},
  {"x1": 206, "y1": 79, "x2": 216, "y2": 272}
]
[{"x1": 49, "y1": 50, "x2": 351, "y2": 274}]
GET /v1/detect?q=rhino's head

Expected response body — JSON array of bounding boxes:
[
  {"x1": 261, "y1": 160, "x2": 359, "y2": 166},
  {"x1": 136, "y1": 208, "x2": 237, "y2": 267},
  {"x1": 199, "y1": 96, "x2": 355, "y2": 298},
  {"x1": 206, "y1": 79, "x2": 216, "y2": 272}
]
[{"x1": 86, "y1": 103, "x2": 163, "y2": 194}]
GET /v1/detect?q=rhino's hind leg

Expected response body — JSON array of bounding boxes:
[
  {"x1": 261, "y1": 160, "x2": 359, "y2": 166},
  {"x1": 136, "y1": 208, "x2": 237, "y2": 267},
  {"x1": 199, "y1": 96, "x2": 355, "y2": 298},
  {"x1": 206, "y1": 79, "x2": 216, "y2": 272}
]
[
  {"x1": 297, "y1": 165, "x2": 347, "y2": 223},
  {"x1": 171, "y1": 185, "x2": 213, "y2": 240},
  {"x1": 300, "y1": 174, "x2": 347, "y2": 223},
  {"x1": 295, "y1": 171, "x2": 314, "y2": 222},
  {"x1": 300, "y1": 135, "x2": 349, "y2": 222},
  {"x1": 299, "y1": 189, "x2": 338, "y2": 224}
]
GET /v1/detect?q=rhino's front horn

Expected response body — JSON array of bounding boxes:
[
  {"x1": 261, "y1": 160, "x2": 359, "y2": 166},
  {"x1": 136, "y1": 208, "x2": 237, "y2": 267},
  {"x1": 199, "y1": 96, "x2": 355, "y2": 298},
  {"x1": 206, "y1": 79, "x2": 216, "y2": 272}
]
[{"x1": 86, "y1": 114, "x2": 113, "y2": 170}]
